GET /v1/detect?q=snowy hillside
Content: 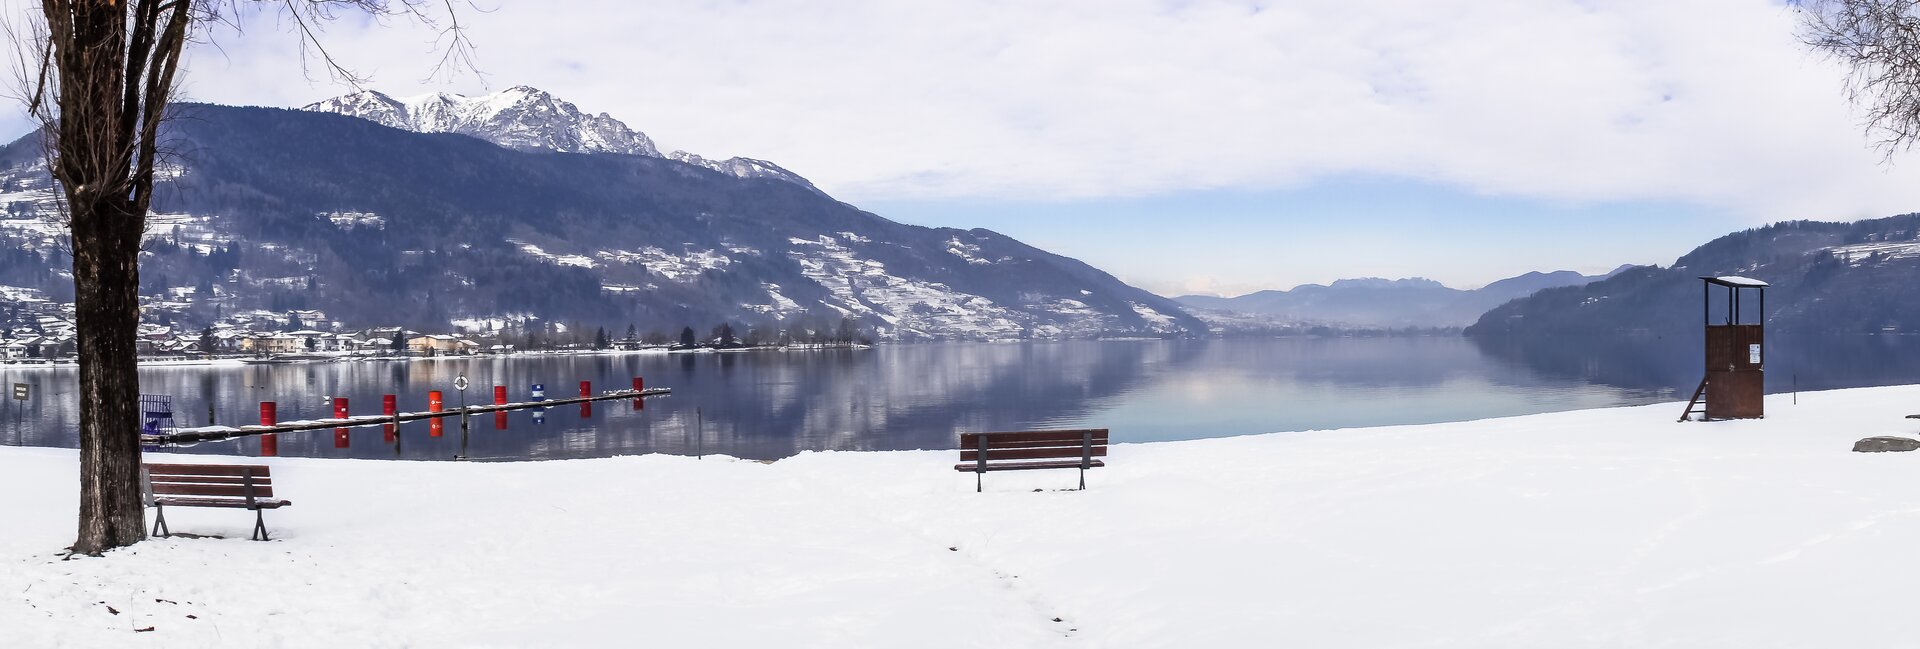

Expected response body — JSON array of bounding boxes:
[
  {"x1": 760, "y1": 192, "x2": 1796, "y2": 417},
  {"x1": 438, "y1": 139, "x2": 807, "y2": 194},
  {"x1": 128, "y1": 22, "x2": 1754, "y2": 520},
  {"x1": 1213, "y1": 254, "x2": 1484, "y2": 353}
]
[
  {"x1": 303, "y1": 86, "x2": 816, "y2": 189},
  {"x1": 1469, "y1": 214, "x2": 1920, "y2": 337},
  {"x1": 8, "y1": 385, "x2": 1920, "y2": 646}
]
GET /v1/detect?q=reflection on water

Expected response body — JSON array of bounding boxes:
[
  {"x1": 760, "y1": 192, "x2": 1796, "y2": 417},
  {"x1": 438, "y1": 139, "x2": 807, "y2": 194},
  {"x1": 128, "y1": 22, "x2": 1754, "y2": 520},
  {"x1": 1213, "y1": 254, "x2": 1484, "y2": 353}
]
[
  {"x1": 3, "y1": 335, "x2": 1901, "y2": 461},
  {"x1": 1470, "y1": 332, "x2": 1920, "y2": 396}
]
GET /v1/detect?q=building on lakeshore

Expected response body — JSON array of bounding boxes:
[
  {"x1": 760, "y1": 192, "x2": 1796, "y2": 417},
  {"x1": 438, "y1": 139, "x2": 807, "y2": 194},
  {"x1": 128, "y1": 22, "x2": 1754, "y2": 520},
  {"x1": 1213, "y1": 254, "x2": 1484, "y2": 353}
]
[{"x1": 409, "y1": 334, "x2": 478, "y2": 356}]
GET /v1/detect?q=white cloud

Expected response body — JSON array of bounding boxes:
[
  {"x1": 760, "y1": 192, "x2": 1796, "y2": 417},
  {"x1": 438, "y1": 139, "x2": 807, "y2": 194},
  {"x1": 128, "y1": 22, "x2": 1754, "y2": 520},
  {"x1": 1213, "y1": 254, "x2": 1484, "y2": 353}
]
[{"x1": 5, "y1": 0, "x2": 1915, "y2": 223}]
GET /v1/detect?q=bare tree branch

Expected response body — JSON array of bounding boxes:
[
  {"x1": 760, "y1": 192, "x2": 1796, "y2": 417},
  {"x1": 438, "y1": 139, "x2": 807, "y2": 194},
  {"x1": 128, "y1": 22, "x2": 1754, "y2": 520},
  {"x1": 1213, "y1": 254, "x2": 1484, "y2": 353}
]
[{"x1": 1801, "y1": 0, "x2": 1920, "y2": 157}]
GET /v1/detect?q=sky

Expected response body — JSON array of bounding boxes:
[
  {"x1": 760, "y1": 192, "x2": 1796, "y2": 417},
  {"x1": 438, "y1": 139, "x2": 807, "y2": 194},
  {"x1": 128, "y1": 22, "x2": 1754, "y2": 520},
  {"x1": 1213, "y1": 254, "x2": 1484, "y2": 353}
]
[{"x1": 1, "y1": 0, "x2": 1915, "y2": 296}]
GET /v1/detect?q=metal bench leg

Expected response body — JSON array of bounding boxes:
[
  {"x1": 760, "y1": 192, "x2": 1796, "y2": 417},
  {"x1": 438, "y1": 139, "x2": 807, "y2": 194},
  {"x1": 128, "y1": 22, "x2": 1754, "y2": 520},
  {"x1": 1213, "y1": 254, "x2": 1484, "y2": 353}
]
[
  {"x1": 252, "y1": 509, "x2": 270, "y2": 541},
  {"x1": 976, "y1": 434, "x2": 989, "y2": 493},
  {"x1": 1079, "y1": 430, "x2": 1091, "y2": 491},
  {"x1": 151, "y1": 504, "x2": 169, "y2": 537}
]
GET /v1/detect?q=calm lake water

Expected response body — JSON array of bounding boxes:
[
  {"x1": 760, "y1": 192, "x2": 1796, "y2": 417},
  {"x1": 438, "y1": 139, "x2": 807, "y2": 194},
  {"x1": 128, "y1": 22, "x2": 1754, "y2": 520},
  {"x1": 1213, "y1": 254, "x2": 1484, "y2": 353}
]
[{"x1": 4, "y1": 335, "x2": 1917, "y2": 461}]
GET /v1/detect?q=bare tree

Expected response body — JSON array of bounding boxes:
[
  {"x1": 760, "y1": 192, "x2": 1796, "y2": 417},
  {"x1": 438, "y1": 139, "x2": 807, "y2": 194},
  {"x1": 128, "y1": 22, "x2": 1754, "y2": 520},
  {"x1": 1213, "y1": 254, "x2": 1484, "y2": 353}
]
[
  {"x1": 1802, "y1": 0, "x2": 1920, "y2": 154},
  {"x1": 18, "y1": 0, "x2": 473, "y2": 555}
]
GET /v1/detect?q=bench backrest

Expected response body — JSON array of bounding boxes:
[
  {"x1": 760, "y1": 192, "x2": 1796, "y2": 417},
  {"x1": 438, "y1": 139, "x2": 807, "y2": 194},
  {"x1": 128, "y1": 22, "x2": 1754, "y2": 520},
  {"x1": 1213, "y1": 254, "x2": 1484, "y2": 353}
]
[
  {"x1": 141, "y1": 463, "x2": 274, "y2": 506},
  {"x1": 959, "y1": 429, "x2": 1109, "y2": 465}
]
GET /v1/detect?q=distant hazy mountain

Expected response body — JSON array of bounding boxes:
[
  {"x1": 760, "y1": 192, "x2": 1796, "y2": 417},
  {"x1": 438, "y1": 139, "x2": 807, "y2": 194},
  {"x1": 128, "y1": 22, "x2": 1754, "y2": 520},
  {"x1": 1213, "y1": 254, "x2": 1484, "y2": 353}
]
[
  {"x1": 1467, "y1": 214, "x2": 1920, "y2": 338},
  {"x1": 1177, "y1": 267, "x2": 1630, "y2": 329},
  {"x1": 303, "y1": 86, "x2": 816, "y2": 190},
  {"x1": 0, "y1": 101, "x2": 1202, "y2": 340}
]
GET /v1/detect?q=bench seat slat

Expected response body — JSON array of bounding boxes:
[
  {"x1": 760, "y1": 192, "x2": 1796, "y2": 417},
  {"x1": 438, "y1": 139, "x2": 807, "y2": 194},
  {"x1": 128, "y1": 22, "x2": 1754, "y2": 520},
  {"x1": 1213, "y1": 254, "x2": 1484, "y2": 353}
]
[
  {"x1": 150, "y1": 483, "x2": 274, "y2": 498},
  {"x1": 144, "y1": 475, "x2": 271, "y2": 487},
  {"x1": 961, "y1": 446, "x2": 1108, "y2": 462},
  {"x1": 960, "y1": 430, "x2": 1107, "y2": 445},
  {"x1": 968, "y1": 438, "x2": 1109, "y2": 450},
  {"x1": 954, "y1": 459, "x2": 1105, "y2": 472},
  {"x1": 152, "y1": 496, "x2": 292, "y2": 509},
  {"x1": 145, "y1": 464, "x2": 271, "y2": 478}
]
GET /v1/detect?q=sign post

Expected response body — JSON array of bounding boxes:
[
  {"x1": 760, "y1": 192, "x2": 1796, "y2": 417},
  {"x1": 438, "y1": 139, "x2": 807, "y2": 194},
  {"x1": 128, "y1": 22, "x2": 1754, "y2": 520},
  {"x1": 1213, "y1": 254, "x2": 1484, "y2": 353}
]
[
  {"x1": 454, "y1": 375, "x2": 470, "y2": 460},
  {"x1": 9, "y1": 382, "x2": 22, "y2": 446}
]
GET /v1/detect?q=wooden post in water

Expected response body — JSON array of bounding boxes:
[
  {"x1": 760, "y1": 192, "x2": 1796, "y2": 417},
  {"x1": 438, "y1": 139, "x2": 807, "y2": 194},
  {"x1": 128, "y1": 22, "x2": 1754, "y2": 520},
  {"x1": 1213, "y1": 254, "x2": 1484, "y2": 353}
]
[{"x1": 458, "y1": 405, "x2": 470, "y2": 460}]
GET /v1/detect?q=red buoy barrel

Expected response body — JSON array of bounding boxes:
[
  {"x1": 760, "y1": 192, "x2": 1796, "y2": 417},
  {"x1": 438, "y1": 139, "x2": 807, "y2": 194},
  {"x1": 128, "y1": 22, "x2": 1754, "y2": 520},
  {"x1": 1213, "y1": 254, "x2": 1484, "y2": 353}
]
[
  {"x1": 494, "y1": 385, "x2": 507, "y2": 405},
  {"x1": 259, "y1": 402, "x2": 278, "y2": 457},
  {"x1": 579, "y1": 381, "x2": 591, "y2": 398},
  {"x1": 427, "y1": 391, "x2": 445, "y2": 437},
  {"x1": 382, "y1": 394, "x2": 397, "y2": 442},
  {"x1": 332, "y1": 397, "x2": 351, "y2": 448}
]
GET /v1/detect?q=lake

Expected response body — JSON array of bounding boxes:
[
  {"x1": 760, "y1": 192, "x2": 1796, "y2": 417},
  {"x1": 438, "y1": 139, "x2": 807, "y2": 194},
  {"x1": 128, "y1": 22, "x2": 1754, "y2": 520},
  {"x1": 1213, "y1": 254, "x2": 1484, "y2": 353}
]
[{"x1": 5, "y1": 334, "x2": 1917, "y2": 461}]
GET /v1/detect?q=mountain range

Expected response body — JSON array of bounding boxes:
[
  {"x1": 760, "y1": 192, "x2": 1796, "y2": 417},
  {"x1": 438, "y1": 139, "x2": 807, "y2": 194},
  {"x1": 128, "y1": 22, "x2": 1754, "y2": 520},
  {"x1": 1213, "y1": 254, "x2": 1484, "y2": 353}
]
[
  {"x1": 1176, "y1": 267, "x2": 1631, "y2": 330},
  {"x1": 0, "y1": 87, "x2": 1203, "y2": 340}
]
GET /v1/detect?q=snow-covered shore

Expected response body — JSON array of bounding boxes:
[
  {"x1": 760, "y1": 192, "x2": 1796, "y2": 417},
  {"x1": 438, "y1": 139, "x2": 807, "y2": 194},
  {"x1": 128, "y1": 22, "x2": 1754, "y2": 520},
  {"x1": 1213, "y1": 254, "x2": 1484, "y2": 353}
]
[{"x1": 8, "y1": 385, "x2": 1920, "y2": 647}]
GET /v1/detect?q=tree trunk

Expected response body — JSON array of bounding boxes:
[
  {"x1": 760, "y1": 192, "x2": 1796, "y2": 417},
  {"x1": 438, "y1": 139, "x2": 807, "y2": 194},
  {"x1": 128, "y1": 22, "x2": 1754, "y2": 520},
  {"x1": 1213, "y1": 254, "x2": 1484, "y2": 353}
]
[
  {"x1": 48, "y1": 0, "x2": 153, "y2": 555},
  {"x1": 70, "y1": 194, "x2": 146, "y2": 554}
]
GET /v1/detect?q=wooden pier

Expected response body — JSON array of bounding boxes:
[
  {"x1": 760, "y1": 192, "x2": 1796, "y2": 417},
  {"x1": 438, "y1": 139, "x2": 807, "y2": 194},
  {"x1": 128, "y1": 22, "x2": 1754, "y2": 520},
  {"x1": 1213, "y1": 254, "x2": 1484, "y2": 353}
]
[{"x1": 143, "y1": 387, "x2": 672, "y2": 446}]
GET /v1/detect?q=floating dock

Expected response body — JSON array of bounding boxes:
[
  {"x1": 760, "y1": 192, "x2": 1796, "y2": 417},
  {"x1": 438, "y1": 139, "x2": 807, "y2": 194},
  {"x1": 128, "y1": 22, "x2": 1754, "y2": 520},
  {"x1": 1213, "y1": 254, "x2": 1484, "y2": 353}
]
[{"x1": 142, "y1": 387, "x2": 672, "y2": 446}]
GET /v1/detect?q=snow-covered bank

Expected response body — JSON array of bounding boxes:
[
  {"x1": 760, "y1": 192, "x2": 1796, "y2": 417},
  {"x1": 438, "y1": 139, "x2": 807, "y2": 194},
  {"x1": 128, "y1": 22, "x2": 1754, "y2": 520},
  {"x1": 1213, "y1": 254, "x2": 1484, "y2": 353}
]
[{"x1": 9, "y1": 386, "x2": 1920, "y2": 647}]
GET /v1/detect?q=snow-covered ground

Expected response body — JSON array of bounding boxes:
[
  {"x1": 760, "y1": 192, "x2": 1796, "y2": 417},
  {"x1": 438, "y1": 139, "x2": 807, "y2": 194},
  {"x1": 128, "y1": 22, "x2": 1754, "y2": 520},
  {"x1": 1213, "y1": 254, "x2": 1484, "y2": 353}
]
[{"x1": 8, "y1": 386, "x2": 1920, "y2": 647}]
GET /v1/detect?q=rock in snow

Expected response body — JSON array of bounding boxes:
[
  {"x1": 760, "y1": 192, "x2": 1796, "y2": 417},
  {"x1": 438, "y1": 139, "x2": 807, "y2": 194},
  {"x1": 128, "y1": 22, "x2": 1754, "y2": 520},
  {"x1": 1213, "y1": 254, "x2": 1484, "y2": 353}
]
[
  {"x1": 9, "y1": 386, "x2": 1920, "y2": 646},
  {"x1": 1853, "y1": 436, "x2": 1920, "y2": 452}
]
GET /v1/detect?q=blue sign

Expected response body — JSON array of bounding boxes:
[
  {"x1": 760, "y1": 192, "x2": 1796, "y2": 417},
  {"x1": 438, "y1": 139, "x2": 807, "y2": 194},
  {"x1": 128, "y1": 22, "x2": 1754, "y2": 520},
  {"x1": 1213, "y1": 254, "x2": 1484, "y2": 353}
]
[{"x1": 530, "y1": 383, "x2": 546, "y2": 399}]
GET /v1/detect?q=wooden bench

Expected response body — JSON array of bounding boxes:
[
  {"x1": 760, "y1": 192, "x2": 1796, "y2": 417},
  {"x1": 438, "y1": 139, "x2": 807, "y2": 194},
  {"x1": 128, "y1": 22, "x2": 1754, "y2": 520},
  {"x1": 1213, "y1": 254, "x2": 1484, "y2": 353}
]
[
  {"x1": 955, "y1": 429, "x2": 1108, "y2": 492},
  {"x1": 141, "y1": 463, "x2": 293, "y2": 541}
]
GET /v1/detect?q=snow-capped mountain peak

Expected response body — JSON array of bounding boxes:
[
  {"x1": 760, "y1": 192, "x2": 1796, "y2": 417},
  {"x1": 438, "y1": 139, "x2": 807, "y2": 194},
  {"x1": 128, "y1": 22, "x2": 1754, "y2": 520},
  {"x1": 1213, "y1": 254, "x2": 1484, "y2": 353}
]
[
  {"x1": 304, "y1": 86, "x2": 662, "y2": 157},
  {"x1": 304, "y1": 86, "x2": 818, "y2": 190}
]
